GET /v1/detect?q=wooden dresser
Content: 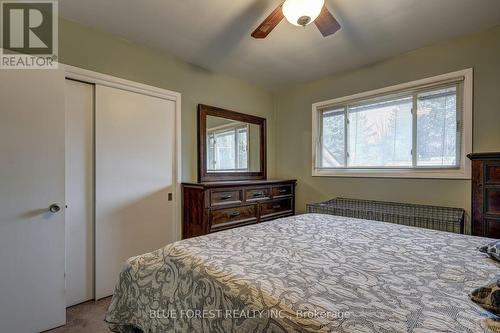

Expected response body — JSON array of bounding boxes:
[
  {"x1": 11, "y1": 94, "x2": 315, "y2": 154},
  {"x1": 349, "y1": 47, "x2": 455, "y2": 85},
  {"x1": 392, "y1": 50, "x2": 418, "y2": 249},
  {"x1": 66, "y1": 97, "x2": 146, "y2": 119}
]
[
  {"x1": 182, "y1": 179, "x2": 296, "y2": 239},
  {"x1": 468, "y1": 153, "x2": 500, "y2": 238}
]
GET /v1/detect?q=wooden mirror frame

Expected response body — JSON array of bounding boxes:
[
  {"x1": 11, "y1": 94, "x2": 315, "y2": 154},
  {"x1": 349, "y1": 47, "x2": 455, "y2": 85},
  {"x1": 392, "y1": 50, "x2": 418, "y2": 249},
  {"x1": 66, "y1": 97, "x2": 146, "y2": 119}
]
[{"x1": 198, "y1": 104, "x2": 267, "y2": 182}]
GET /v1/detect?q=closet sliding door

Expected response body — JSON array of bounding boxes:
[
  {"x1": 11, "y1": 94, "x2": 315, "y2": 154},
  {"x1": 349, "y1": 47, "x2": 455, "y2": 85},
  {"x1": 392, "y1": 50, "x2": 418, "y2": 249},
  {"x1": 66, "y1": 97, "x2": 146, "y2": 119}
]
[
  {"x1": 95, "y1": 85, "x2": 177, "y2": 299},
  {"x1": 65, "y1": 79, "x2": 94, "y2": 307}
]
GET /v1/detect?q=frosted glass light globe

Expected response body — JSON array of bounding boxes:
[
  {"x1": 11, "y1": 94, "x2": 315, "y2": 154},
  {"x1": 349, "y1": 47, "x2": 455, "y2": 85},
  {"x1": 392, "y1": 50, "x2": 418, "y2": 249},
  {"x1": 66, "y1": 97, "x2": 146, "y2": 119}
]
[{"x1": 282, "y1": 0, "x2": 325, "y2": 27}]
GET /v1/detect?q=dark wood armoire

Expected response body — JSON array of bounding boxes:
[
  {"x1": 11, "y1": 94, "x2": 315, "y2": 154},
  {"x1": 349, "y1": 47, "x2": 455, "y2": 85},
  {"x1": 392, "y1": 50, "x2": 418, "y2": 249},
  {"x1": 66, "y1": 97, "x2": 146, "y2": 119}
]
[{"x1": 468, "y1": 153, "x2": 500, "y2": 238}]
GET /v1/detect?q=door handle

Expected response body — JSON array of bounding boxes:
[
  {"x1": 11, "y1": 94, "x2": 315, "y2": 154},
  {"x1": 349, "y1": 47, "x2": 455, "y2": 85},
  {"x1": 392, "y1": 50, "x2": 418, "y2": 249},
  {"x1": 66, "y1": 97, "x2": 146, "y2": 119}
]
[{"x1": 49, "y1": 204, "x2": 61, "y2": 213}]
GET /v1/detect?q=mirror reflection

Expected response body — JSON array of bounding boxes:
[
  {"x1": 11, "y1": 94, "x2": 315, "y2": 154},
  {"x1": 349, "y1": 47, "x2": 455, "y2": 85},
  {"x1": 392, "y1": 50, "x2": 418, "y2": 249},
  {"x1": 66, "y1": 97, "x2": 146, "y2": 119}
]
[{"x1": 206, "y1": 115, "x2": 261, "y2": 172}]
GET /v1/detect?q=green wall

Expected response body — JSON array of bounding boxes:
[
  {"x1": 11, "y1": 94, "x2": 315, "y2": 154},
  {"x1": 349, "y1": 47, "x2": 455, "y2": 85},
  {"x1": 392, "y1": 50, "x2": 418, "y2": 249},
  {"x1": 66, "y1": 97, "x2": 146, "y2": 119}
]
[
  {"x1": 274, "y1": 25, "x2": 500, "y2": 233},
  {"x1": 58, "y1": 18, "x2": 275, "y2": 182}
]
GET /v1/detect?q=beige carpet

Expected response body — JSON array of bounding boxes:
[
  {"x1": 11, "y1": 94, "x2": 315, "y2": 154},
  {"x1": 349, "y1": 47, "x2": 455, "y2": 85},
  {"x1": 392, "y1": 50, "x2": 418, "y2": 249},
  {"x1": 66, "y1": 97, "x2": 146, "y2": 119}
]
[{"x1": 46, "y1": 297, "x2": 112, "y2": 333}]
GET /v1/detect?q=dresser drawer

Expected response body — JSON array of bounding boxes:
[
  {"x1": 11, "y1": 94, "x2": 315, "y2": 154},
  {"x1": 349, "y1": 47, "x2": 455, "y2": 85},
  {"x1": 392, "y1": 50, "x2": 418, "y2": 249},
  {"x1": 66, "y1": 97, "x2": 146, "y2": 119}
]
[
  {"x1": 211, "y1": 189, "x2": 242, "y2": 206},
  {"x1": 245, "y1": 187, "x2": 270, "y2": 201},
  {"x1": 260, "y1": 198, "x2": 293, "y2": 218},
  {"x1": 271, "y1": 184, "x2": 293, "y2": 198},
  {"x1": 210, "y1": 205, "x2": 257, "y2": 229}
]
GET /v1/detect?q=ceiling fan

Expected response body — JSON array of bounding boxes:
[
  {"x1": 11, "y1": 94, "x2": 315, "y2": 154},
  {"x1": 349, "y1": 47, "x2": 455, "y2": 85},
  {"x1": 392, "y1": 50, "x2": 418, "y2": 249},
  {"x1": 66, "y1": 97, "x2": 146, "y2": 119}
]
[{"x1": 252, "y1": 0, "x2": 341, "y2": 39}]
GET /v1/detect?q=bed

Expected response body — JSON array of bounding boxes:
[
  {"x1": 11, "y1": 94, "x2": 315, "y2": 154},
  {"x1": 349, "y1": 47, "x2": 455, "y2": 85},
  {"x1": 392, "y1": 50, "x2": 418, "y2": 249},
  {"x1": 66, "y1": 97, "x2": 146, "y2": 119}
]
[{"x1": 106, "y1": 214, "x2": 500, "y2": 333}]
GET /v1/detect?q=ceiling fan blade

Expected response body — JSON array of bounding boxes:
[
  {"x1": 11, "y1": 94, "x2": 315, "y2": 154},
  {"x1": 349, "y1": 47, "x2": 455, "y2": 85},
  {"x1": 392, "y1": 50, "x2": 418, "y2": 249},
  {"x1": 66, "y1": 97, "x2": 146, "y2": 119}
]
[
  {"x1": 314, "y1": 6, "x2": 341, "y2": 37},
  {"x1": 251, "y1": 3, "x2": 284, "y2": 39}
]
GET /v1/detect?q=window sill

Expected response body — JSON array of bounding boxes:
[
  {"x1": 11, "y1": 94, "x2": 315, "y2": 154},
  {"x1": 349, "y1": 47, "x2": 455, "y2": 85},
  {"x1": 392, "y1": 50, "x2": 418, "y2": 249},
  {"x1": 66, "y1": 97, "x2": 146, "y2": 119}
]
[{"x1": 312, "y1": 168, "x2": 470, "y2": 179}]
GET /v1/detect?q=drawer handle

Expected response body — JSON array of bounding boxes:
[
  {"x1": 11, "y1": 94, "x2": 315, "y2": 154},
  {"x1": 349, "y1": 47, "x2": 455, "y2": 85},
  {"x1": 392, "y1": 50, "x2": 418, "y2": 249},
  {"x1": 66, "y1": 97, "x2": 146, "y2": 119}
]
[
  {"x1": 252, "y1": 192, "x2": 264, "y2": 197},
  {"x1": 278, "y1": 189, "x2": 288, "y2": 193},
  {"x1": 220, "y1": 194, "x2": 232, "y2": 200},
  {"x1": 272, "y1": 205, "x2": 281, "y2": 209},
  {"x1": 229, "y1": 211, "x2": 241, "y2": 217}
]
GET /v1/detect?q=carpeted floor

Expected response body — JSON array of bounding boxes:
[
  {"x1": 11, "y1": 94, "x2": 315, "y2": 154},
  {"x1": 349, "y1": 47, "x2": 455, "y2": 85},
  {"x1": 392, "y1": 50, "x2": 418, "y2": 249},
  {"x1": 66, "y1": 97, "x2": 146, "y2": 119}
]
[{"x1": 46, "y1": 297, "x2": 112, "y2": 333}]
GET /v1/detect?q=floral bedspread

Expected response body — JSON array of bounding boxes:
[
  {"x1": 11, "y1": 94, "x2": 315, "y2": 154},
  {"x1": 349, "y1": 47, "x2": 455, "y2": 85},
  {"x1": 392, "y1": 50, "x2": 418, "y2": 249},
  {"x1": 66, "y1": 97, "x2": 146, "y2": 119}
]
[{"x1": 106, "y1": 214, "x2": 500, "y2": 333}]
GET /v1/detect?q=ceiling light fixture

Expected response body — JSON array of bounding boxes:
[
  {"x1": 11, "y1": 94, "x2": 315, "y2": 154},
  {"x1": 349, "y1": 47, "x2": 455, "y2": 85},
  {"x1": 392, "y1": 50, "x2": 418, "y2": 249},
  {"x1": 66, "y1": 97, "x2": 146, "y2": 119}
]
[{"x1": 282, "y1": 0, "x2": 325, "y2": 27}]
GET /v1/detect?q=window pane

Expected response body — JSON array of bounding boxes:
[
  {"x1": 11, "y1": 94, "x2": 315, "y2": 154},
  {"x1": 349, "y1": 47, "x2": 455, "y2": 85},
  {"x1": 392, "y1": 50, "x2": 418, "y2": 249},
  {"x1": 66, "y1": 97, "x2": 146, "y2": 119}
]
[
  {"x1": 321, "y1": 109, "x2": 345, "y2": 167},
  {"x1": 214, "y1": 130, "x2": 235, "y2": 170},
  {"x1": 237, "y1": 128, "x2": 248, "y2": 170},
  {"x1": 348, "y1": 96, "x2": 412, "y2": 167},
  {"x1": 417, "y1": 86, "x2": 458, "y2": 167}
]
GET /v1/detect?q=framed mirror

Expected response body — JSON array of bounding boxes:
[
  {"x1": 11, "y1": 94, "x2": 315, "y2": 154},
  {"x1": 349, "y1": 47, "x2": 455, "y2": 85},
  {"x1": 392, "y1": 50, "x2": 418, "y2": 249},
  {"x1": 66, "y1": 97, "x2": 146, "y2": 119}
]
[{"x1": 198, "y1": 104, "x2": 267, "y2": 182}]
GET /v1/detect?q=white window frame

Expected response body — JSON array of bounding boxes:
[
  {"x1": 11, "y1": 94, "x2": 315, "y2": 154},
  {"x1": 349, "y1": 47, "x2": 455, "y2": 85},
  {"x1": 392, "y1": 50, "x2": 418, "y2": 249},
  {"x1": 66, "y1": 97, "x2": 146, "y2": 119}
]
[{"x1": 312, "y1": 69, "x2": 473, "y2": 179}]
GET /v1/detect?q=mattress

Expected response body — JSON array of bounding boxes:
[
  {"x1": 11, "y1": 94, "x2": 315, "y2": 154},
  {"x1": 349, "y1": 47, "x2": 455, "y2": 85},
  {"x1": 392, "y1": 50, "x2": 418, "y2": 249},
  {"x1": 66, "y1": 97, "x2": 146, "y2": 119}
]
[{"x1": 106, "y1": 213, "x2": 500, "y2": 333}]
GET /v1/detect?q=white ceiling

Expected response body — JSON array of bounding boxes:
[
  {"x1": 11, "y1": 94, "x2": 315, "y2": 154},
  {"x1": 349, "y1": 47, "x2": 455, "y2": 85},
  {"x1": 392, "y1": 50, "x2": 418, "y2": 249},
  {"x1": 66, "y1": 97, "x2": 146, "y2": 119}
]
[{"x1": 60, "y1": 0, "x2": 500, "y2": 91}]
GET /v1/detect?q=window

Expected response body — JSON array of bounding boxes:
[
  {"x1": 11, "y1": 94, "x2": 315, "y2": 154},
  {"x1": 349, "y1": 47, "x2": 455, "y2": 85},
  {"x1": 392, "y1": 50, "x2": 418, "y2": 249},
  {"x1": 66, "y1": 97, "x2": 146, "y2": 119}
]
[
  {"x1": 207, "y1": 125, "x2": 249, "y2": 171},
  {"x1": 313, "y1": 69, "x2": 472, "y2": 178}
]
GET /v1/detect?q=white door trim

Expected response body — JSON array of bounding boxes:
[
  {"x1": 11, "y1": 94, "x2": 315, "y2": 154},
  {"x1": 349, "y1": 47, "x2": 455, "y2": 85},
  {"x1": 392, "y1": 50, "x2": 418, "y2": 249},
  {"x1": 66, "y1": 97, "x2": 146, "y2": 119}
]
[{"x1": 62, "y1": 64, "x2": 183, "y2": 241}]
